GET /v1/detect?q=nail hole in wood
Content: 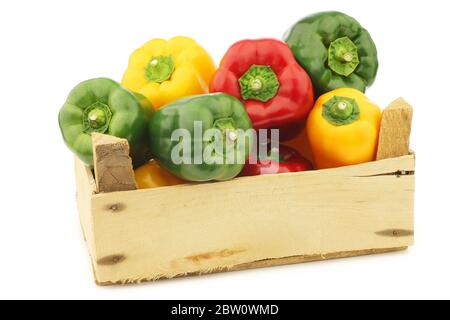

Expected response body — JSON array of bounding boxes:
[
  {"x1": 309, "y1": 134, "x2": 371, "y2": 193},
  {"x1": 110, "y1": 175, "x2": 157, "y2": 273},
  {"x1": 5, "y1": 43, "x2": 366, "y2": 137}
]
[
  {"x1": 106, "y1": 203, "x2": 125, "y2": 213},
  {"x1": 375, "y1": 229, "x2": 414, "y2": 237},
  {"x1": 97, "y1": 254, "x2": 126, "y2": 266}
]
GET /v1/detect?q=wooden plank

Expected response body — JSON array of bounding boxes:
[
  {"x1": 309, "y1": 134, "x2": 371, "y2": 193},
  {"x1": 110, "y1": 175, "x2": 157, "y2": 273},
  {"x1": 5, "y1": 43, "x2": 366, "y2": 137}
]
[
  {"x1": 91, "y1": 133, "x2": 137, "y2": 193},
  {"x1": 98, "y1": 247, "x2": 407, "y2": 285},
  {"x1": 231, "y1": 247, "x2": 408, "y2": 272},
  {"x1": 376, "y1": 98, "x2": 413, "y2": 160},
  {"x1": 85, "y1": 154, "x2": 414, "y2": 285},
  {"x1": 75, "y1": 158, "x2": 97, "y2": 262}
]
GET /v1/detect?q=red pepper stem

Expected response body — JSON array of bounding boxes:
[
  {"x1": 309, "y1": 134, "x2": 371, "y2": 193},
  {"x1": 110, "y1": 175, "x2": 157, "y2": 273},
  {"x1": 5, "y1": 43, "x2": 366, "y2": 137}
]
[
  {"x1": 251, "y1": 79, "x2": 263, "y2": 91},
  {"x1": 239, "y1": 65, "x2": 280, "y2": 102}
]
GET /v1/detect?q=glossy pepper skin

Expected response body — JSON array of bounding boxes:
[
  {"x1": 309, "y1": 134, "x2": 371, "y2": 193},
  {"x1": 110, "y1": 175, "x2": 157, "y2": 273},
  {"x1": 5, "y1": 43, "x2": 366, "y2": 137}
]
[
  {"x1": 58, "y1": 78, "x2": 152, "y2": 167},
  {"x1": 284, "y1": 127, "x2": 314, "y2": 164},
  {"x1": 285, "y1": 11, "x2": 378, "y2": 96},
  {"x1": 240, "y1": 145, "x2": 312, "y2": 177},
  {"x1": 149, "y1": 93, "x2": 253, "y2": 182},
  {"x1": 307, "y1": 88, "x2": 381, "y2": 169},
  {"x1": 122, "y1": 36, "x2": 216, "y2": 109},
  {"x1": 209, "y1": 39, "x2": 314, "y2": 138},
  {"x1": 134, "y1": 160, "x2": 185, "y2": 189}
]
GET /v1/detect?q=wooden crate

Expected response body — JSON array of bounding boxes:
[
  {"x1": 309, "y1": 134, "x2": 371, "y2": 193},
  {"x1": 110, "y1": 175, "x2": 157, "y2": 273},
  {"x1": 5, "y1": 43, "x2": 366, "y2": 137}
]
[{"x1": 75, "y1": 98, "x2": 415, "y2": 285}]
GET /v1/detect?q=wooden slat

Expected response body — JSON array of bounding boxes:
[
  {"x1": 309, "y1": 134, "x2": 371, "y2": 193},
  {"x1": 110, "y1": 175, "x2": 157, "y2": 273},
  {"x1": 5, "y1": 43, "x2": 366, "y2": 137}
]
[
  {"x1": 376, "y1": 98, "x2": 413, "y2": 160},
  {"x1": 75, "y1": 158, "x2": 97, "y2": 261},
  {"x1": 97, "y1": 247, "x2": 408, "y2": 285}
]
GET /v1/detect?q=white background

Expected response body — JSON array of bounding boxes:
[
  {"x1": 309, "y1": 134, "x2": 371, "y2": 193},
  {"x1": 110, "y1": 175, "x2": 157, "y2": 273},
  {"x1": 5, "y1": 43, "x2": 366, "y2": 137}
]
[{"x1": 0, "y1": 0, "x2": 449, "y2": 300}]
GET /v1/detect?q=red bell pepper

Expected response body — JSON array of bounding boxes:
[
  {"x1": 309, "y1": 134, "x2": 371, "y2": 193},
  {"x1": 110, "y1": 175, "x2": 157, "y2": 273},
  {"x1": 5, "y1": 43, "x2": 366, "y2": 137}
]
[
  {"x1": 210, "y1": 39, "x2": 314, "y2": 139},
  {"x1": 240, "y1": 145, "x2": 312, "y2": 177}
]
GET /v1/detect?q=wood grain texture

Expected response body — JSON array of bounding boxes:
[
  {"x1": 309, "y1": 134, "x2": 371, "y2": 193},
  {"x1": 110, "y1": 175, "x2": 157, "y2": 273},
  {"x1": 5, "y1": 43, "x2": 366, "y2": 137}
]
[
  {"x1": 92, "y1": 133, "x2": 136, "y2": 193},
  {"x1": 75, "y1": 158, "x2": 97, "y2": 261},
  {"x1": 97, "y1": 247, "x2": 408, "y2": 285},
  {"x1": 76, "y1": 154, "x2": 415, "y2": 285},
  {"x1": 376, "y1": 98, "x2": 413, "y2": 160}
]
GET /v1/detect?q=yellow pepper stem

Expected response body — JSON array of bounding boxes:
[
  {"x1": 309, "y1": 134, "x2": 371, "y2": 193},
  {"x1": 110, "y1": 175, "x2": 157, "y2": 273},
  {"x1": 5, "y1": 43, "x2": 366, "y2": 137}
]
[
  {"x1": 144, "y1": 55, "x2": 175, "y2": 83},
  {"x1": 322, "y1": 96, "x2": 360, "y2": 126}
]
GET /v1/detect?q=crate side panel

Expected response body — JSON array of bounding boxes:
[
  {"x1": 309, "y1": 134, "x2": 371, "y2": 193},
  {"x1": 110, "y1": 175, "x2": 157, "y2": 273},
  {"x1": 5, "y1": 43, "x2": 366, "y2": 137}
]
[
  {"x1": 75, "y1": 159, "x2": 97, "y2": 262},
  {"x1": 90, "y1": 155, "x2": 414, "y2": 284}
]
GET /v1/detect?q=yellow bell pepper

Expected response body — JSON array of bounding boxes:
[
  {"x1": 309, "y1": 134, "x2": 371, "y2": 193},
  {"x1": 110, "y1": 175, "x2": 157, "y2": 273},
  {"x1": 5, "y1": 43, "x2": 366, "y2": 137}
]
[
  {"x1": 306, "y1": 88, "x2": 381, "y2": 169},
  {"x1": 134, "y1": 160, "x2": 186, "y2": 189},
  {"x1": 122, "y1": 36, "x2": 216, "y2": 109}
]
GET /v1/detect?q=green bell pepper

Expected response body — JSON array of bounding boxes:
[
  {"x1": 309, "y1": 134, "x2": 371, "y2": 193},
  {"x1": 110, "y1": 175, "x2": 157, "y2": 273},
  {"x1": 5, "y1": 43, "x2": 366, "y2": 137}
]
[
  {"x1": 284, "y1": 11, "x2": 378, "y2": 96},
  {"x1": 149, "y1": 93, "x2": 253, "y2": 182},
  {"x1": 58, "y1": 78, "x2": 152, "y2": 167}
]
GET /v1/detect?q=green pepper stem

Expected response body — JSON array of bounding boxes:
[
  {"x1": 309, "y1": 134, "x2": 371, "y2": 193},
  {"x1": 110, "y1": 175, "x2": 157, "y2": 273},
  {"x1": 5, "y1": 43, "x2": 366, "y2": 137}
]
[
  {"x1": 88, "y1": 109, "x2": 106, "y2": 127},
  {"x1": 342, "y1": 52, "x2": 354, "y2": 63},
  {"x1": 82, "y1": 102, "x2": 112, "y2": 134},
  {"x1": 227, "y1": 130, "x2": 238, "y2": 142},
  {"x1": 213, "y1": 118, "x2": 238, "y2": 145},
  {"x1": 328, "y1": 37, "x2": 360, "y2": 77}
]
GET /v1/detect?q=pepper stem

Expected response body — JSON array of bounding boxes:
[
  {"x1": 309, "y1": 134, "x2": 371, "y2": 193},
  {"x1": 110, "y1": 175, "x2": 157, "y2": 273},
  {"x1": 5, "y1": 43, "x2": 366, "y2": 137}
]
[
  {"x1": 338, "y1": 102, "x2": 348, "y2": 110},
  {"x1": 251, "y1": 79, "x2": 263, "y2": 91},
  {"x1": 227, "y1": 130, "x2": 238, "y2": 142},
  {"x1": 322, "y1": 96, "x2": 360, "y2": 126},
  {"x1": 82, "y1": 102, "x2": 112, "y2": 134},
  {"x1": 88, "y1": 110, "x2": 103, "y2": 126},
  {"x1": 328, "y1": 37, "x2": 360, "y2": 77},
  {"x1": 239, "y1": 65, "x2": 280, "y2": 102},
  {"x1": 213, "y1": 118, "x2": 238, "y2": 146},
  {"x1": 145, "y1": 55, "x2": 175, "y2": 83},
  {"x1": 342, "y1": 52, "x2": 353, "y2": 63}
]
